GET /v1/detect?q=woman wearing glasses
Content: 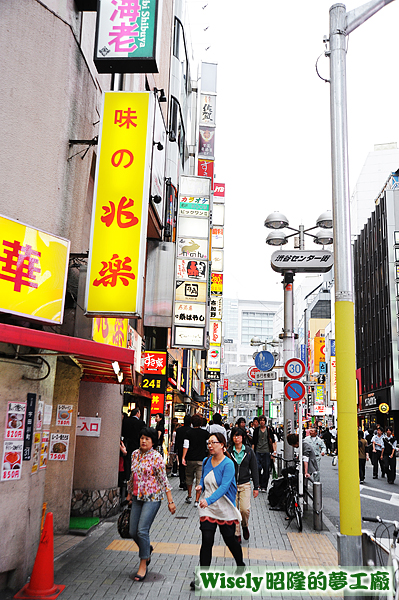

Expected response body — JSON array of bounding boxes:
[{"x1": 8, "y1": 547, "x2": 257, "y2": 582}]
[{"x1": 190, "y1": 432, "x2": 244, "y2": 590}]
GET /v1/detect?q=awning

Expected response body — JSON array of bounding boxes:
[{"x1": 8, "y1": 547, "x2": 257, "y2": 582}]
[{"x1": 0, "y1": 323, "x2": 150, "y2": 391}]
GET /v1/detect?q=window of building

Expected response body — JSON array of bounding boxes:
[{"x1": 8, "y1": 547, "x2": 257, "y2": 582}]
[
  {"x1": 169, "y1": 96, "x2": 186, "y2": 164},
  {"x1": 241, "y1": 311, "x2": 274, "y2": 344}
]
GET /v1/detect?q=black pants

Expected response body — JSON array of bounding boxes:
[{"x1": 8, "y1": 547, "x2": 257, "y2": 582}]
[
  {"x1": 372, "y1": 450, "x2": 384, "y2": 477},
  {"x1": 199, "y1": 520, "x2": 244, "y2": 567},
  {"x1": 358, "y1": 458, "x2": 366, "y2": 482},
  {"x1": 178, "y1": 453, "x2": 187, "y2": 488},
  {"x1": 384, "y1": 454, "x2": 396, "y2": 483}
]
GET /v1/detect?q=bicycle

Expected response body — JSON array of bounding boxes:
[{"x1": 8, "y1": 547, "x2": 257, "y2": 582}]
[
  {"x1": 282, "y1": 458, "x2": 303, "y2": 532},
  {"x1": 362, "y1": 515, "x2": 399, "y2": 600}
]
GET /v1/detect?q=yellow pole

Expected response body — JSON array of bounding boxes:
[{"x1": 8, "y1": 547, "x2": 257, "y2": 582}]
[{"x1": 335, "y1": 301, "x2": 361, "y2": 536}]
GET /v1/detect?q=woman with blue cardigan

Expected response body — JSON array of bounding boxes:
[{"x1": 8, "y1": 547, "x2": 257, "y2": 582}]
[{"x1": 190, "y1": 431, "x2": 245, "y2": 589}]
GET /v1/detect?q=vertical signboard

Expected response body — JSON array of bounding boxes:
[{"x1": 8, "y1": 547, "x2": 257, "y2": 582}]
[
  {"x1": 173, "y1": 176, "x2": 212, "y2": 349},
  {"x1": 143, "y1": 351, "x2": 167, "y2": 414},
  {"x1": 94, "y1": 0, "x2": 162, "y2": 73},
  {"x1": 86, "y1": 92, "x2": 153, "y2": 317}
]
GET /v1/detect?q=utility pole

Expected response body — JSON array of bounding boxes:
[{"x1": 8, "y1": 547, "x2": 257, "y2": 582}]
[{"x1": 327, "y1": 0, "x2": 396, "y2": 567}]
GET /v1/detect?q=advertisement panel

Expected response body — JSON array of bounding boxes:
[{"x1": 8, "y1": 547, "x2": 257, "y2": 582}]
[
  {"x1": 199, "y1": 94, "x2": 216, "y2": 126},
  {"x1": 174, "y1": 302, "x2": 206, "y2": 326},
  {"x1": 210, "y1": 296, "x2": 223, "y2": 320},
  {"x1": 198, "y1": 126, "x2": 215, "y2": 158},
  {"x1": 178, "y1": 195, "x2": 210, "y2": 217},
  {"x1": 198, "y1": 159, "x2": 214, "y2": 182},
  {"x1": 211, "y1": 273, "x2": 223, "y2": 295},
  {"x1": 94, "y1": 0, "x2": 162, "y2": 73},
  {"x1": 175, "y1": 281, "x2": 207, "y2": 303},
  {"x1": 210, "y1": 320, "x2": 222, "y2": 345},
  {"x1": 313, "y1": 337, "x2": 326, "y2": 372},
  {"x1": 86, "y1": 92, "x2": 153, "y2": 316},
  {"x1": 176, "y1": 259, "x2": 207, "y2": 281},
  {"x1": 211, "y1": 227, "x2": 224, "y2": 249},
  {"x1": 207, "y1": 346, "x2": 221, "y2": 369},
  {"x1": 0, "y1": 215, "x2": 70, "y2": 324},
  {"x1": 213, "y1": 183, "x2": 225, "y2": 198},
  {"x1": 177, "y1": 238, "x2": 208, "y2": 260},
  {"x1": 93, "y1": 317, "x2": 128, "y2": 348}
]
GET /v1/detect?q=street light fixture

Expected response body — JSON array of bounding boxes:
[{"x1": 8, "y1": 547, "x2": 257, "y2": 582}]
[{"x1": 265, "y1": 210, "x2": 333, "y2": 250}]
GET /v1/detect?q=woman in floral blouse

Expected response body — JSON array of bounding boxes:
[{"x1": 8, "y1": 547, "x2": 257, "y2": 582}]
[{"x1": 127, "y1": 426, "x2": 175, "y2": 581}]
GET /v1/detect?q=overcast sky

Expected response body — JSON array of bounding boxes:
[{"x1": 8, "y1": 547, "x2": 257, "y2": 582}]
[{"x1": 186, "y1": 0, "x2": 399, "y2": 302}]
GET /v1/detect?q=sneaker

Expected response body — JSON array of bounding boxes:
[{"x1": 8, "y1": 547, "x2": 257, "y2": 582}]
[
  {"x1": 194, "y1": 501, "x2": 199, "y2": 508},
  {"x1": 260, "y1": 488, "x2": 267, "y2": 493},
  {"x1": 185, "y1": 496, "x2": 192, "y2": 504},
  {"x1": 242, "y1": 526, "x2": 250, "y2": 540},
  {"x1": 190, "y1": 580, "x2": 196, "y2": 591}
]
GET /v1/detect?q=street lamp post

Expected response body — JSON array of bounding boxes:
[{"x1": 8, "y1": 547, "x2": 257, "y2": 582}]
[
  {"x1": 327, "y1": 0, "x2": 395, "y2": 567},
  {"x1": 265, "y1": 212, "x2": 333, "y2": 461}
]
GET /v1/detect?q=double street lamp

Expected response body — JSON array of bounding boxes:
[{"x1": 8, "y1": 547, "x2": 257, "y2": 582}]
[{"x1": 264, "y1": 211, "x2": 333, "y2": 461}]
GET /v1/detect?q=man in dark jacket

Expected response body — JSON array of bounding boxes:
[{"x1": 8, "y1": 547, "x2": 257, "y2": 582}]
[
  {"x1": 229, "y1": 427, "x2": 259, "y2": 542},
  {"x1": 252, "y1": 416, "x2": 276, "y2": 492},
  {"x1": 122, "y1": 408, "x2": 145, "y2": 478},
  {"x1": 182, "y1": 413, "x2": 209, "y2": 505},
  {"x1": 174, "y1": 414, "x2": 191, "y2": 490}
]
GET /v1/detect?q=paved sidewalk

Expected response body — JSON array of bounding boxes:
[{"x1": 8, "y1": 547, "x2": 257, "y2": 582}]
[{"x1": 4, "y1": 476, "x2": 339, "y2": 600}]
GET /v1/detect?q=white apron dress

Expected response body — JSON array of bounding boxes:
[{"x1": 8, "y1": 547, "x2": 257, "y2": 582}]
[{"x1": 198, "y1": 467, "x2": 241, "y2": 524}]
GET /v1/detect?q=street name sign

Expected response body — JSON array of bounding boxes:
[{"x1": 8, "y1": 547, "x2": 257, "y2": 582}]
[
  {"x1": 255, "y1": 371, "x2": 277, "y2": 381},
  {"x1": 271, "y1": 250, "x2": 333, "y2": 273}
]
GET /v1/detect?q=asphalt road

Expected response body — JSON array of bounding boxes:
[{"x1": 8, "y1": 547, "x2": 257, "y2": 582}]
[{"x1": 319, "y1": 453, "x2": 399, "y2": 533}]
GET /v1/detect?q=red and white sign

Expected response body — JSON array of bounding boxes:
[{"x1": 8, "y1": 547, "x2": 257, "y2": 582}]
[
  {"x1": 213, "y1": 183, "x2": 225, "y2": 197},
  {"x1": 143, "y1": 351, "x2": 167, "y2": 375},
  {"x1": 5, "y1": 402, "x2": 26, "y2": 440},
  {"x1": 223, "y1": 379, "x2": 228, "y2": 391},
  {"x1": 198, "y1": 158, "x2": 214, "y2": 182},
  {"x1": 284, "y1": 358, "x2": 305, "y2": 380},
  {"x1": 76, "y1": 417, "x2": 102, "y2": 437},
  {"x1": 1, "y1": 440, "x2": 23, "y2": 481},
  {"x1": 210, "y1": 320, "x2": 222, "y2": 344},
  {"x1": 247, "y1": 366, "x2": 260, "y2": 381},
  {"x1": 284, "y1": 380, "x2": 306, "y2": 401}
]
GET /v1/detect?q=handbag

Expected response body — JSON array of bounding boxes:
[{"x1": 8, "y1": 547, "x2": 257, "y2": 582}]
[{"x1": 117, "y1": 506, "x2": 131, "y2": 539}]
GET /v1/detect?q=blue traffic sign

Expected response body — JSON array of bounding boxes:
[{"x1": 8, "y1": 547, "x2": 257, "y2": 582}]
[
  {"x1": 254, "y1": 350, "x2": 275, "y2": 372},
  {"x1": 284, "y1": 380, "x2": 306, "y2": 401}
]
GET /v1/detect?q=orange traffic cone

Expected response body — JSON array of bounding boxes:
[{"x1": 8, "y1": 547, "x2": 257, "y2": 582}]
[{"x1": 14, "y1": 512, "x2": 65, "y2": 600}]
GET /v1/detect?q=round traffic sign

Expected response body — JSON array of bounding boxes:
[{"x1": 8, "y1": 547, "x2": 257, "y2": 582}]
[
  {"x1": 254, "y1": 351, "x2": 275, "y2": 372},
  {"x1": 284, "y1": 380, "x2": 306, "y2": 401},
  {"x1": 284, "y1": 358, "x2": 305, "y2": 380},
  {"x1": 247, "y1": 366, "x2": 260, "y2": 381}
]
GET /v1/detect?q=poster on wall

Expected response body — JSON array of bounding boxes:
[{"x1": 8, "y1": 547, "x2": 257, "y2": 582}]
[
  {"x1": 31, "y1": 433, "x2": 41, "y2": 474},
  {"x1": 56, "y1": 405, "x2": 73, "y2": 427},
  {"x1": 1, "y1": 440, "x2": 23, "y2": 481},
  {"x1": 49, "y1": 433, "x2": 70, "y2": 461},
  {"x1": 76, "y1": 417, "x2": 102, "y2": 437},
  {"x1": 5, "y1": 402, "x2": 26, "y2": 440},
  {"x1": 23, "y1": 393, "x2": 37, "y2": 461},
  {"x1": 39, "y1": 431, "x2": 49, "y2": 470},
  {"x1": 36, "y1": 400, "x2": 44, "y2": 431}
]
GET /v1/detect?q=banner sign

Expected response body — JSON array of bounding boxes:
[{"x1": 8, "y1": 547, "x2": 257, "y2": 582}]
[
  {"x1": 94, "y1": 0, "x2": 162, "y2": 73},
  {"x1": 198, "y1": 159, "x2": 214, "y2": 183},
  {"x1": 93, "y1": 317, "x2": 128, "y2": 348},
  {"x1": 198, "y1": 126, "x2": 215, "y2": 158},
  {"x1": 0, "y1": 215, "x2": 70, "y2": 324},
  {"x1": 199, "y1": 94, "x2": 216, "y2": 126},
  {"x1": 86, "y1": 92, "x2": 153, "y2": 317},
  {"x1": 173, "y1": 176, "x2": 211, "y2": 349}
]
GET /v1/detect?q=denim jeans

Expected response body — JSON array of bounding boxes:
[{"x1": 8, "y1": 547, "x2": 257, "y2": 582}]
[
  {"x1": 256, "y1": 451, "x2": 271, "y2": 489},
  {"x1": 129, "y1": 497, "x2": 161, "y2": 559}
]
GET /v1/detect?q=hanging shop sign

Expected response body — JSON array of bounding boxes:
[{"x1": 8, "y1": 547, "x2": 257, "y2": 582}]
[
  {"x1": 174, "y1": 303, "x2": 206, "y2": 326},
  {"x1": 86, "y1": 92, "x2": 154, "y2": 317},
  {"x1": 211, "y1": 227, "x2": 224, "y2": 249},
  {"x1": 93, "y1": 317, "x2": 128, "y2": 348},
  {"x1": 271, "y1": 250, "x2": 333, "y2": 273},
  {"x1": 198, "y1": 126, "x2": 215, "y2": 159},
  {"x1": 173, "y1": 176, "x2": 211, "y2": 349},
  {"x1": 211, "y1": 249, "x2": 224, "y2": 272},
  {"x1": 209, "y1": 320, "x2": 222, "y2": 345},
  {"x1": 210, "y1": 296, "x2": 222, "y2": 320},
  {"x1": 94, "y1": 0, "x2": 162, "y2": 73},
  {"x1": 0, "y1": 214, "x2": 70, "y2": 325},
  {"x1": 213, "y1": 183, "x2": 225, "y2": 199},
  {"x1": 379, "y1": 403, "x2": 389, "y2": 414},
  {"x1": 177, "y1": 238, "x2": 208, "y2": 260},
  {"x1": 198, "y1": 159, "x2": 214, "y2": 183},
  {"x1": 207, "y1": 346, "x2": 221, "y2": 370},
  {"x1": 175, "y1": 280, "x2": 207, "y2": 303},
  {"x1": 199, "y1": 94, "x2": 216, "y2": 127},
  {"x1": 206, "y1": 370, "x2": 221, "y2": 381},
  {"x1": 210, "y1": 273, "x2": 223, "y2": 296},
  {"x1": 39, "y1": 431, "x2": 49, "y2": 470},
  {"x1": 144, "y1": 351, "x2": 167, "y2": 415}
]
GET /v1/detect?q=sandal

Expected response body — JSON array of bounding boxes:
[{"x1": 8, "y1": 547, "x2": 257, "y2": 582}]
[
  {"x1": 146, "y1": 545, "x2": 154, "y2": 566},
  {"x1": 133, "y1": 567, "x2": 148, "y2": 582}
]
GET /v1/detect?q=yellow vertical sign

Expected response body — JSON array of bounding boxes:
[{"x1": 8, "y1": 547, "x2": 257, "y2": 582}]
[{"x1": 86, "y1": 92, "x2": 153, "y2": 316}]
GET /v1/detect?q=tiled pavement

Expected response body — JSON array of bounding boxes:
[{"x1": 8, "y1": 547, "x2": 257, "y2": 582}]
[{"x1": 6, "y1": 476, "x2": 341, "y2": 600}]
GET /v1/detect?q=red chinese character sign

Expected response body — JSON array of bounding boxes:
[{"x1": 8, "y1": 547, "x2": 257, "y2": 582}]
[
  {"x1": 144, "y1": 351, "x2": 167, "y2": 415},
  {"x1": 0, "y1": 215, "x2": 70, "y2": 324},
  {"x1": 86, "y1": 93, "x2": 154, "y2": 317},
  {"x1": 76, "y1": 417, "x2": 102, "y2": 437}
]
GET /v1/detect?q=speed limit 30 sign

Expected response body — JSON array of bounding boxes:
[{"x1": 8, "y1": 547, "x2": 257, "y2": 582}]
[{"x1": 284, "y1": 358, "x2": 305, "y2": 380}]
